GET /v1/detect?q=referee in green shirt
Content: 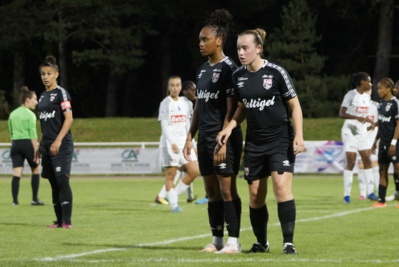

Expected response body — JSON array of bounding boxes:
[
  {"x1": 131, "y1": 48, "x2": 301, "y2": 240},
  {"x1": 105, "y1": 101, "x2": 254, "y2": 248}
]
[{"x1": 8, "y1": 86, "x2": 44, "y2": 206}]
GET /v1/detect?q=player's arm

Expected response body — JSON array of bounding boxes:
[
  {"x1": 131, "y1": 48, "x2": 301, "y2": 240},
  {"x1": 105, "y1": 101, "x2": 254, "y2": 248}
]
[
  {"x1": 339, "y1": 106, "x2": 373, "y2": 124},
  {"x1": 217, "y1": 101, "x2": 246, "y2": 146},
  {"x1": 287, "y1": 96, "x2": 305, "y2": 154},
  {"x1": 389, "y1": 119, "x2": 399, "y2": 156},
  {"x1": 184, "y1": 102, "x2": 199, "y2": 162},
  {"x1": 50, "y1": 110, "x2": 73, "y2": 156}
]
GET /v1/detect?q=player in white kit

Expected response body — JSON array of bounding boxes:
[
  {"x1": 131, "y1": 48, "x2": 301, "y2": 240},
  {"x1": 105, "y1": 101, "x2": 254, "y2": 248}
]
[
  {"x1": 158, "y1": 76, "x2": 199, "y2": 212},
  {"x1": 339, "y1": 72, "x2": 377, "y2": 203}
]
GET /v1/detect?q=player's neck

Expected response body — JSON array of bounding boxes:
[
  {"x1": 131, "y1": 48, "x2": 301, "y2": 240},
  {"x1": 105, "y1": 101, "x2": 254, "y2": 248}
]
[{"x1": 208, "y1": 52, "x2": 225, "y2": 66}]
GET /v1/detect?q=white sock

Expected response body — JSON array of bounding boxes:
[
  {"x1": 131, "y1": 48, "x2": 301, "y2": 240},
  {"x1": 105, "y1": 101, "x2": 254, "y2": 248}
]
[
  {"x1": 173, "y1": 170, "x2": 181, "y2": 184},
  {"x1": 175, "y1": 180, "x2": 189, "y2": 196},
  {"x1": 373, "y1": 166, "x2": 380, "y2": 192},
  {"x1": 226, "y1": 237, "x2": 239, "y2": 248},
  {"x1": 166, "y1": 188, "x2": 178, "y2": 209},
  {"x1": 344, "y1": 170, "x2": 353, "y2": 196},
  {"x1": 357, "y1": 169, "x2": 366, "y2": 197},
  {"x1": 364, "y1": 168, "x2": 375, "y2": 195},
  {"x1": 158, "y1": 185, "x2": 167, "y2": 199}
]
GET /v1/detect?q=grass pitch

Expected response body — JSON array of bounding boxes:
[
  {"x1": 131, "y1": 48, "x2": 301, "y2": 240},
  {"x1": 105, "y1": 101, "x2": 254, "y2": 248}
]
[{"x1": 0, "y1": 175, "x2": 397, "y2": 267}]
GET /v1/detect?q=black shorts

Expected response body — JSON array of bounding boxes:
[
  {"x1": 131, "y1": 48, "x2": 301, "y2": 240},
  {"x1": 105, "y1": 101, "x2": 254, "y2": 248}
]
[
  {"x1": 378, "y1": 143, "x2": 399, "y2": 164},
  {"x1": 41, "y1": 141, "x2": 74, "y2": 179},
  {"x1": 197, "y1": 127, "x2": 243, "y2": 176},
  {"x1": 243, "y1": 136, "x2": 295, "y2": 183},
  {"x1": 10, "y1": 139, "x2": 38, "y2": 169}
]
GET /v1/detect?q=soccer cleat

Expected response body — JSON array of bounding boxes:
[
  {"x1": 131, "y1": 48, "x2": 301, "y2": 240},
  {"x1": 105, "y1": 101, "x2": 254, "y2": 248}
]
[
  {"x1": 201, "y1": 243, "x2": 223, "y2": 252},
  {"x1": 155, "y1": 196, "x2": 169, "y2": 205},
  {"x1": 31, "y1": 200, "x2": 45, "y2": 206},
  {"x1": 171, "y1": 206, "x2": 182, "y2": 213},
  {"x1": 12, "y1": 201, "x2": 19, "y2": 206},
  {"x1": 215, "y1": 243, "x2": 241, "y2": 254},
  {"x1": 372, "y1": 202, "x2": 387, "y2": 208},
  {"x1": 47, "y1": 222, "x2": 62, "y2": 228},
  {"x1": 358, "y1": 195, "x2": 366, "y2": 200},
  {"x1": 367, "y1": 193, "x2": 378, "y2": 201},
  {"x1": 386, "y1": 191, "x2": 399, "y2": 202},
  {"x1": 62, "y1": 223, "x2": 72, "y2": 229},
  {"x1": 187, "y1": 196, "x2": 197, "y2": 203},
  {"x1": 195, "y1": 197, "x2": 209, "y2": 205},
  {"x1": 283, "y1": 242, "x2": 298, "y2": 254},
  {"x1": 343, "y1": 196, "x2": 350, "y2": 204},
  {"x1": 396, "y1": 203, "x2": 399, "y2": 208},
  {"x1": 247, "y1": 241, "x2": 270, "y2": 253}
]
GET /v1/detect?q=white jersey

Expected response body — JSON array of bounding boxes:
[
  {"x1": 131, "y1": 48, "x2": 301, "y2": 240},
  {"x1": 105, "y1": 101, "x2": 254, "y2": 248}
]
[
  {"x1": 366, "y1": 100, "x2": 378, "y2": 143},
  {"x1": 158, "y1": 96, "x2": 191, "y2": 149},
  {"x1": 341, "y1": 89, "x2": 370, "y2": 136}
]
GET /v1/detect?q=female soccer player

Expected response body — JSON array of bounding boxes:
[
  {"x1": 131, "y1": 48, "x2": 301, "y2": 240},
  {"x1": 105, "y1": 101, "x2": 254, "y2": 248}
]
[
  {"x1": 339, "y1": 72, "x2": 377, "y2": 203},
  {"x1": 36, "y1": 55, "x2": 74, "y2": 229},
  {"x1": 8, "y1": 86, "x2": 43, "y2": 206},
  {"x1": 159, "y1": 76, "x2": 199, "y2": 212},
  {"x1": 372, "y1": 78, "x2": 399, "y2": 207},
  {"x1": 217, "y1": 28, "x2": 304, "y2": 254},
  {"x1": 184, "y1": 9, "x2": 243, "y2": 254}
]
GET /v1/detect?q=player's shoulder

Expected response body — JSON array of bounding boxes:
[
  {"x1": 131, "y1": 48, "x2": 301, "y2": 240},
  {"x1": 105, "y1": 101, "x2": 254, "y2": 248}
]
[{"x1": 221, "y1": 56, "x2": 238, "y2": 71}]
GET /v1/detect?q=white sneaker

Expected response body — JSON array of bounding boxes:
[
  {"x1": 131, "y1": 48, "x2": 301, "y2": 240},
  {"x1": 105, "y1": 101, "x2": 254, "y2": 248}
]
[
  {"x1": 215, "y1": 243, "x2": 241, "y2": 254},
  {"x1": 386, "y1": 191, "x2": 399, "y2": 202}
]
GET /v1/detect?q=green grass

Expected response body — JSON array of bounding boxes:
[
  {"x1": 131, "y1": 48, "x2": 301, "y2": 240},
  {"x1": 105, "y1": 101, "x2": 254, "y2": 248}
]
[
  {"x1": 0, "y1": 175, "x2": 398, "y2": 267},
  {"x1": 0, "y1": 117, "x2": 343, "y2": 142}
]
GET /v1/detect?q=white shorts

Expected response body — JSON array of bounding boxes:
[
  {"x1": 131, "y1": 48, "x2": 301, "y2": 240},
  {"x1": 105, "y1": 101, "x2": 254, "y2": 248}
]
[
  {"x1": 160, "y1": 147, "x2": 197, "y2": 167},
  {"x1": 342, "y1": 132, "x2": 372, "y2": 152}
]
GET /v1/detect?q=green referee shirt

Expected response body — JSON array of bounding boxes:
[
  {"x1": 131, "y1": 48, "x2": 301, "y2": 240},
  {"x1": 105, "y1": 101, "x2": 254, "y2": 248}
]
[{"x1": 8, "y1": 106, "x2": 38, "y2": 140}]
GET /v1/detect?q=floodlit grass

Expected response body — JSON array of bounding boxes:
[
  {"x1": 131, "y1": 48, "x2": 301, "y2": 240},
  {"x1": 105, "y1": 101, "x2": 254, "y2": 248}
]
[
  {"x1": 0, "y1": 175, "x2": 398, "y2": 267},
  {"x1": 0, "y1": 117, "x2": 343, "y2": 142}
]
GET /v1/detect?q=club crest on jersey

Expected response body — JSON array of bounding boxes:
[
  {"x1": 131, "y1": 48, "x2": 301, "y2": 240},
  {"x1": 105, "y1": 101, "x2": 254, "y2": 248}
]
[
  {"x1": 212, "y1": 72, "x2": 220, "y2": 83},
  {"x1": 50, "y1": 93, "x2": 57, "y2": 102},
  {"x1": 263, "y1": 78, "x2": 272, "y2": 90},
  {"x1": 386, "y1": 103, "x2": 392, "y2": 112}
]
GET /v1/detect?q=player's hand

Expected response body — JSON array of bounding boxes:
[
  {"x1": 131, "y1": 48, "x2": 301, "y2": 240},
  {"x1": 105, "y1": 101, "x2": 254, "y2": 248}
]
[
  {"x1": 183, "y1": 140, "x2": 193, "y2": 162},
  {"x1": 171, "y1": 143, "x2": 179, "y2": 154},
  {"x1": 34, "y1": 145, "x2": 41, "y2": 164},
  {"x1": 293, "y1": 136, "x2": 305, "y2": 154},
  {"x1": 213, "y1": 142, "x2": 226, "y2": 165},
  {"x1": 216, "y1": 128, "x2": 232, "y2": 147},
  {"x1": 50, "y1": 140, "x2": 61, "y2": 156}
]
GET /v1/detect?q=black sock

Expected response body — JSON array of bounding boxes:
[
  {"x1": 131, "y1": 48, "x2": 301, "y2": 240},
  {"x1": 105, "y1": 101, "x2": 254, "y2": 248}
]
[
  {"x1": 278, "y1": 199, "x2": 296, "y2": 244},
  {"x1": 224, "y1": 200, "x2": 239, "y2": 238},
  {"x1": 57, "y1": 175, "x2": 73, "y2": 224},
  {"x1": 249, "y1": 205, "x2": 268, "y2": 245},
  {"x1": 31, "y1": 174, "x2": 40, "y2": 201},
  {"x1": 208, "y1": 200, "x2": 224, "y2": 237},
  {"x1": 379, "y1": 184, "x2": 387, "y2": 203},
  {"x1": 233, "y1": 198, "x2": 242, "y2": 232},
  {"x1": 48, "y1": 177, "x2": 62, "y2": 224},
  {"x1": 394, "y1": 173, "x2": 399, "y2": 192},
  {"x1": 11, "y1": 176, "x2": 20, "y2": 204}
]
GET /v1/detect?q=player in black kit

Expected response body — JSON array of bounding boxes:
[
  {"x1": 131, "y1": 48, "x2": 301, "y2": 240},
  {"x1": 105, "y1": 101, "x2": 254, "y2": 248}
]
[
  {"x1": 183, "y1": 9, "x2": 243, "y2": 254},
  {"x1": 36, "y1": 55, "x2": 74, "y2": 229},
  {"x1": 372, "y1": 78, "x2": 399, "y2": 208},
  {"x1": 217, "y1": 28, "x2": 304, "y2": 254}
]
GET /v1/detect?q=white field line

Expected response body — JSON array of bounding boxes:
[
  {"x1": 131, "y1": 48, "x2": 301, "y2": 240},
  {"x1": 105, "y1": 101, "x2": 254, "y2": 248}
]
[{"x1": 38, "y1": 207, "x2": 374, "y2": 262}]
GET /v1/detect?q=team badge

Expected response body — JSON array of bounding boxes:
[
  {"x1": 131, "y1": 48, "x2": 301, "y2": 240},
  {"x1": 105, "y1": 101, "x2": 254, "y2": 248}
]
[
  {"x1": 386, "y1": 103, "x2": 392, "y2": 112},
  {"x1": 212, "y1": 72, "x2": 220, "y2": 83},
  {"x1": 50, "y1": 93, "x2": 57, "y2": 102},
  {"x1": 244, "y1": 167, "x2": 249, "y2": 177},
  {"x1": 263, "y1": 78, "x2": 272, "y2": 90}
]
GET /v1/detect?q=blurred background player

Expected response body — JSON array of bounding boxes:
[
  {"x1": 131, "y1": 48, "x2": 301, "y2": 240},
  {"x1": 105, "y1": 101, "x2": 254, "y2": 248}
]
[
  {"x1": 155, "y1": 80, "x2": 198, "y2": 205},
  {"x1": 372, "y1": 78, "x2": 399, "y2": 207},
  {"x1": 339, "y1": 72, "x2": 377, "y2": 204},
  {"x1": 183, "y1": 9, "x2": 243, "y2": 254},
  {"x1": 357, "y1": 88, "x2": 379, "y2": 199},
  {"x1": 158, "y1": 76, "x2": 199, "y2": 212},
  {"x1": 386, "y1": 80, "x2": 399, "y2": 202},
  {"x1": 8, "y1": 86, "x2": 43, "y2": 206}
]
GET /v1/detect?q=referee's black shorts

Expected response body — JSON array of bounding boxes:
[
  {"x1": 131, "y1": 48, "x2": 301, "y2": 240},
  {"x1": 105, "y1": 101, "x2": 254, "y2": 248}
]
[
  {"x1": 10, "y1": 139, "x2": 38, "y2": 169},
  {"x1": 41, "y1": 141, "x2": 74, "y2": 179},
  {"x1": 197, "y1": 127, "x2": 242, "y2": 177}
]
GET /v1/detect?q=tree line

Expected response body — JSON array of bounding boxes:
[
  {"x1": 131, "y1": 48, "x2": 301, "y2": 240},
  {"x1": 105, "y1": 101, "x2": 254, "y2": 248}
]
[{"x1": 0, "y1": 0, "x2": 397, "y2": 118}]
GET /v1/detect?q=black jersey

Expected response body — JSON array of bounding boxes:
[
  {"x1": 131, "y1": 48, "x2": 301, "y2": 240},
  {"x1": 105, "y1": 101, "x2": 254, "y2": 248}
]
[
  {"x1": 38, "y1": 86, "x2": 73, "y2": 145},
  {"x1": 377, "y1": 97, "x2": 399, "y2": 145},
  {"x1": 232, "y1": 60, "x2": 296, "y2": 143},
  {"x1": 196, "y1": 57, "x2": 238, "y2": 132}
]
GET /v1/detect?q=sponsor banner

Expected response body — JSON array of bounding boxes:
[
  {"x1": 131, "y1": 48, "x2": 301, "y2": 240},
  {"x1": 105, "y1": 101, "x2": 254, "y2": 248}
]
[{"x1": 0, "y1": 148, "x2": 160, "y2": 175}]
